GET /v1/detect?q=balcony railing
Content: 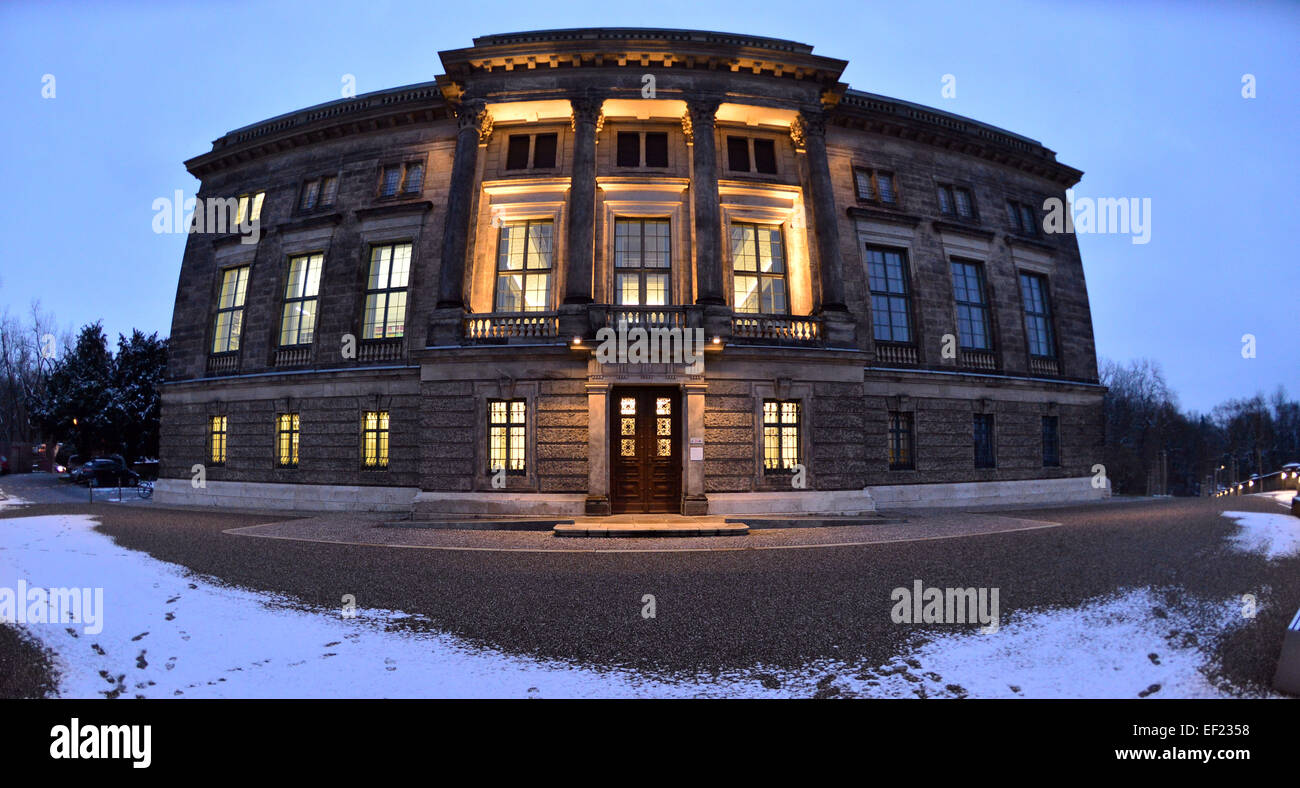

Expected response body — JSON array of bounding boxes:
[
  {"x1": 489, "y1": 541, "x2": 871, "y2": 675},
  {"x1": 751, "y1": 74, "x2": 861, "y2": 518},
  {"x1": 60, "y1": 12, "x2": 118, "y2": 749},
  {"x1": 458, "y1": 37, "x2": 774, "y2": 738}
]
[
  {"x1": 207, "y1": 353, "x2": 239, "y2": 376},
  {"x1": 274, "y1": 346, "x2": 311, "y2": 367},
  {"x1": 958, "y1": 348, "x2": 997, "y2": 371},
  {"x1": 730, "y1": 315, "x2": 822, "y2": 345},
  {"x1": 874, "y1": 342, "x2": 918, "y2": 365},
  {"x1": 358, "y1": 338, "x2": 405, "y2": 363},
  {"x1": 1029, "y1": 356, "x2": 1060, "y2": 377},
  {"x1": 603, "y1": 306, "x2": 691, "y2": 331},
  {"x1": 463, "y1": 312, "x2": 559, "y2": 343}
]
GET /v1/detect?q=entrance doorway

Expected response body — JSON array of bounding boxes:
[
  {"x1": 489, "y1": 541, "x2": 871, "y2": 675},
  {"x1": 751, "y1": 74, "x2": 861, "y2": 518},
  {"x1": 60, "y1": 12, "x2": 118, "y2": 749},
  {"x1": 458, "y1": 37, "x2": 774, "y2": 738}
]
[{"x1": 610, "y1": 387, "x2": 682, "y2": 514}]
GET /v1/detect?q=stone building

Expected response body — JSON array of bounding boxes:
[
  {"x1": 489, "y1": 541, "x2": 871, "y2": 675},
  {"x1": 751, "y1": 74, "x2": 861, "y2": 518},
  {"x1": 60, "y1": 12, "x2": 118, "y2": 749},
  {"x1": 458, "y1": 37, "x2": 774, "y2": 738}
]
[{"x1": 157, "y1": 28, "x2": 1107, "y2": 515}]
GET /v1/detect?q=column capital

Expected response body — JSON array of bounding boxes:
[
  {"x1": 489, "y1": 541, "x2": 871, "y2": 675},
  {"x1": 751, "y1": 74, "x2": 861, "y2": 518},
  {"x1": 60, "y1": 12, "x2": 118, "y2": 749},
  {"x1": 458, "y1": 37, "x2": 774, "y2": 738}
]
[
  {"x1": 569, "y1": 95, "x2": 604, "y2": 128},
  {"x1": 791, "y1": 110, "x2": 827, "y2": 153},
  {"x1": 685, "y1": 98, "x2": 721, "y2": 127},
  {"x1": 453, "y1": 99, "x2": 493, "y2": 143}
]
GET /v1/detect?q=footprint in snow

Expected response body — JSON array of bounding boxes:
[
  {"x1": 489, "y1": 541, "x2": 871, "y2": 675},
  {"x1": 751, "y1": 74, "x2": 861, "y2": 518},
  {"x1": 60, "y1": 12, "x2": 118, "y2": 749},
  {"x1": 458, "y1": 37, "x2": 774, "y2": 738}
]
[
  {"x1": 131, "y1": 631, "x2": 149, "y2": 642},
  {"x1": 91, "y1": 643, "x2": 106, "y2": 656}
]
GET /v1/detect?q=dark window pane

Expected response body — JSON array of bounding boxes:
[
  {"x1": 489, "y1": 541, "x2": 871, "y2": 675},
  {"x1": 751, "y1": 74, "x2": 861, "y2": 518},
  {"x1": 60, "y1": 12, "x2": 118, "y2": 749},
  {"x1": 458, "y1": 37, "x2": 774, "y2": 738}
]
[
  {"x1": 506, "y1": 136, "x2": 531, "y2": 170},
  {"x1": 1020, "y1": 204, "x2": 1037, "y2": 234},
  {"x1": 1042, "y1": 416, "x2": 1060, "y2": 466},
  {"x1": 727, "y1": 136, "x2": 750, "y2": 172},
  {"x1": 644, "y1": 132, "x2": 668, "y2": 167},
  {"x1": 753, "y1": 139, "x2": 777, "y2": 173},
  {"x1": 955, "y1": 188, "x2": 972, "y2": 217},
  {"x1": 1007, "y1": 201, "x2": 1022, "y2": 231},
  {"x1": 616, "y1": 132, "x2": 640, "y2": 167},
  {"x1": 532, "y1": 134, "x2": 557, "y2": 169},
  {"x1": 936, "y1": 186, "x2": 952, "y2": 214},
  {"x1": 403, "y1": 163, "x2": 423, "y2": 193},
  {"x1": 877, "y1": 173, "x2": 896, "y2": 203},
  {"x1": 974, "y1": 414, "x2": 996, "y2": 468}
]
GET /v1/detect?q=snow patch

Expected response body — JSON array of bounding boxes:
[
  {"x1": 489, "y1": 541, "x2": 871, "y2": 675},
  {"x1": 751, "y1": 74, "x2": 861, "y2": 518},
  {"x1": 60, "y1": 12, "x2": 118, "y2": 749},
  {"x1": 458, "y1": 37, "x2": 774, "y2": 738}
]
[
  {"x1": 0, "y1": 514, "x2": 1260, "y2": 699},
  {"x1": 1222, "y1": 510, "x2": 1300, "y2": 559}
]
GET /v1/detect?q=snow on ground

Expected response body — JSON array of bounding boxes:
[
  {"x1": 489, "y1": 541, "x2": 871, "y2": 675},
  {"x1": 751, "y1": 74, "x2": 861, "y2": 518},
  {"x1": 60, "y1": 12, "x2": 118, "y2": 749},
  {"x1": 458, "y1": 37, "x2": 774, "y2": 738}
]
[
  {"x1": 0, "y1": 514, "x2": 1254, "y2": 698},
  {"x1": 0, "y1": 492, "x2": 32, "y2": 507},
  {"x1": 778, "y1": 588, "x2": 1251, "y2": 699},
  {"x1": 1257, "y1": 490, "x2": 1297, "y2": 509},
  {"x1": 1222, "y1": 509, "x2": 1300, "y2": 560}
]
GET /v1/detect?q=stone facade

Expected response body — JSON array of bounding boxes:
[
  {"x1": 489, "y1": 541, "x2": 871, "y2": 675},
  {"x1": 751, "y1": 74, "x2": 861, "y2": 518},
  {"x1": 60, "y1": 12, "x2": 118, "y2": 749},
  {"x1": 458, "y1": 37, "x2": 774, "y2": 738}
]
[{"x1": 159, "y1": 28, "x2": 1106, "y2": 514}]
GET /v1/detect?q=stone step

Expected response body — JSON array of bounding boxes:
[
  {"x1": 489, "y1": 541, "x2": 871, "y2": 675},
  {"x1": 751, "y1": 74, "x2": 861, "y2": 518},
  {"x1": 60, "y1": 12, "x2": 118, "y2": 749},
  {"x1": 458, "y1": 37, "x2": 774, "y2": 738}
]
[
  {"x1": 727, "y1": 514, "x2": 898, "y2": 529},
  {"x1": 553, "y1": 522, "x2": 749, "y2": 537},
  {"x1": 383, "y1": 518, "x2": 571, "y2": 531}
]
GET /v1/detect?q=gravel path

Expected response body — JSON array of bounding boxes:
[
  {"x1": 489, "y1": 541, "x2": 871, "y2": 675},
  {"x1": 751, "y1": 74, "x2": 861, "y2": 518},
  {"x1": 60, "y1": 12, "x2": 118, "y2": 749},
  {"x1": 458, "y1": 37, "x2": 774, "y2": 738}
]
[{"x1": 1, "y1": 487, "x2": 1296, "y2": 696}]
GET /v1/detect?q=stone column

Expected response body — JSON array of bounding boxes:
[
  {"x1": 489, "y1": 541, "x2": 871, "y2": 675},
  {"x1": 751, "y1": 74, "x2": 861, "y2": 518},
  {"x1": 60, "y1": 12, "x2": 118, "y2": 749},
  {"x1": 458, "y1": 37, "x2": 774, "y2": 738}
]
[
  {"x1": 794, "y1": 110, "x2": 847, "y2": 312},
  {"x1": 794, "y1": 110, "x2": 855, "y2": 347},
  {"x1": 682, "y1": 381, "x2": 709, "y2": 515},
  {"x1": 436, "y1": 99, "x2": 490, "y2": 310},
  {"x1": 563, "y1": 96, "x2": 602, "y2": 306},
  {"x1": 686, "y1": 99, "x2": 725, "y2": 306},
  {"x1": 584, "y1": 381, "x2": 611, "y2": 515}
]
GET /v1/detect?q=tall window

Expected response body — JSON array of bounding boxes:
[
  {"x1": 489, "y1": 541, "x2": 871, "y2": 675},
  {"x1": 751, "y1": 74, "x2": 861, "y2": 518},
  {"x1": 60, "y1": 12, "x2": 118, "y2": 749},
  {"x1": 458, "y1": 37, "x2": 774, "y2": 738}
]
[
  {"x1": 973, "y1": 413, "x2": 996, "y2": 469},
  {"x1": 279, "y1": 253, "x2": 323, "y2": 346},
  {"x1": 362, "y1": 243, "x2": 411, "y2": 339},
  {"x1": 731, "y1": 223, "x2": 787, "y2": 314},
  {"x1": 362, "y1": 411, "x2": 389, "y2": 469},
  {"x1": 276, "y1": 413, "x2": 300, "y2": 468},
  {"x1": 616, "y1": 131, "x2": 669, "y2": 168},
  {"x1": 763, "y1": 400, "x2": 801, "y2": 472},
  {"x1": 212, "y1": 265, "x2": 250, "y2": 354},
  {"x1": 1042, "y1": 415, "x2": 1061, "y2": 467},
  {"x1": 234, "y1": 192, "x2": 265, "y2": 226},
  {"x1": 951, "y1": 260, "x2": 992, "y2": 350},
  {"x1": 866, "y1": 246, "x2": 912, "y2": 343},
  {"x1": 614, "y1": 219, "x2": 671, "y2": 306},
  {"x1": 888, "y1": 411, "x2": 914, "y2": 470},
  {"x1": 488, "y1": 399, "x2": 526, "y2": 474},
  {"x1": 1019, "y1": 273, "x2": 1056, "y2": 358},
  {"x1": 495, "y1": 220, "x2": 554, "y2": 312},
  {"x1": 505, "y1": 133, "x2": 558, "y2": 170},
  {"x1": 209, "y1": 416, "x2": 227, "y2": 465},
  {"x1": 855, "y1": 169, "x2": 897, "y2": 205}
]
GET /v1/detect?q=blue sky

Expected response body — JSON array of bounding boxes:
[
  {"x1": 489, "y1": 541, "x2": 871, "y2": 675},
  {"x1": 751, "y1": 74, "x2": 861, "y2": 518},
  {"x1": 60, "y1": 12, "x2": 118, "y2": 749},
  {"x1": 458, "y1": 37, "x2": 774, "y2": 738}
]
[{"x1": 0, "y1": 0, "x2": 1295, "y2": 413}]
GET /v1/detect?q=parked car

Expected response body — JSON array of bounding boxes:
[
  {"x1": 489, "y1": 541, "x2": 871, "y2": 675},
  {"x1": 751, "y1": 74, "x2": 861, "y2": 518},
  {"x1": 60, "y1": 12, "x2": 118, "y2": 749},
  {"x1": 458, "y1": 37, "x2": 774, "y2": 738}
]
[{"x1": 69, "y1": 458, "x2": 141, "y2": 487}]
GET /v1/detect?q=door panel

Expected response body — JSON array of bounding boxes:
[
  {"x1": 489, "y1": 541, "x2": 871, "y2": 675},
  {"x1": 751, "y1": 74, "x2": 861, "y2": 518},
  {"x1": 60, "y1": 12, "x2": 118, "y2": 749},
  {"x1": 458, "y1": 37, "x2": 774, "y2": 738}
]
[{"x1": 610, "y1": 388, "x2": 681, "y2": 513}]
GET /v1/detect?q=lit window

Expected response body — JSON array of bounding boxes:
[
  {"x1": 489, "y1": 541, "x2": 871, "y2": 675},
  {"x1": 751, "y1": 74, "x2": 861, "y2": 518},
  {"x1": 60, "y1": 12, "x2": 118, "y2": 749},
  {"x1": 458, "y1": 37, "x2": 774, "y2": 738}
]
[
  {"x1": 488, "y1": 399, "x2": 526, "y2": 474},
  {"x1": 731, "y1": 223, "x2": 787, "y2": 314},
  {"x1": 866, "y1": 246, "x2": 912, "y2": 343},
  {"x1": 361, "y1": 243, "x2": 412, "y2": 339},
  {"x1": 614, "y1": 218, "x2": 671, "y2": 306},
  {"x1": 209, "y1": 416, "x2": 227, "y2": 465},
  {"x1": 362, "y1": 411, "x2": 389, "y2": 469},
  {"x1": 951, "y1": 260, "x2": 991, "y2": 351},
  {"x1": 211, "y1": 265, "x2": 250, "y2": 354},
  {"x1": 234, "y1": 192, "x2": 265, "y2": 226},
  {"x1": 973, "y1": 413, "x2": 996, "y2": 469},
  {"x1": 494, "y1": 220, "x2": 553, "y2": 312},
  {"x1": 279, "y1": 253, "x2": 323, "y2": 346},
  {"x1": 1019, "y1": 273, "x2": 1056, "y2": 359},
  {"x1": 762, "y1": 399, "x2": 801, "y2": 472},
  {"x1": 888, "y1": 411, "x2": 914, "y2": 471},
  {"x1": 276, "y1": 413, "x2": 300, "y2": 468}
]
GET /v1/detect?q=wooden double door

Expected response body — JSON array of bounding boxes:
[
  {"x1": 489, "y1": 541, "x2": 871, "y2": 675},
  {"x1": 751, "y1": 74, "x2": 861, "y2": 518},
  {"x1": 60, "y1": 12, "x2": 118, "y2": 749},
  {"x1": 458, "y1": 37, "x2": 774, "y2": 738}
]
[{"x1": 610, "y1": 387, "x2": 682, "y2": 514}]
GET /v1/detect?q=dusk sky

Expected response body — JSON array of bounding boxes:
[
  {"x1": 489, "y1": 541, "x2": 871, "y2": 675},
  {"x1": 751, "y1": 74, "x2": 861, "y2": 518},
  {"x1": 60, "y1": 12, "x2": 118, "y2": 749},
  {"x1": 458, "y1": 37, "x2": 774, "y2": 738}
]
[{"x1": 1, "y1": 0, "x2": 1295, "y2": 413}]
